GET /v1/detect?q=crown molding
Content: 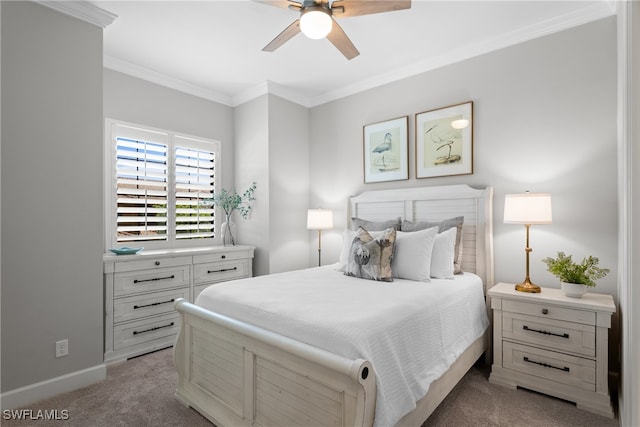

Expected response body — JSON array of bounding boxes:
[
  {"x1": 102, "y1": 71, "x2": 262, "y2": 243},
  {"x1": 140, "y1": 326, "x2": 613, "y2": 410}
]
[
  {"x1": 308, "y1": 1, "x2": 616, "y2": 107},
  {"x1": 102, "y1": 1, "x2": 615, "y2": 109},
  {"x1": 35, "y1": 1, "x2": 117, "y2": 28},
  {"x1": 231, "y1": 81, "x2": 313, "y2": 108},
  {"x1": 103, "y1": 55, "x2": 233, "y2": 106}
]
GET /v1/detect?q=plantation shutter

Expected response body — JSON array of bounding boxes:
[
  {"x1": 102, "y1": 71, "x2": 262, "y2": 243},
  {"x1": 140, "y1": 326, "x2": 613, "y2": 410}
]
[
  {"x1": 114, "y1": 125, "x2": 169, "y2": 243},
  {"x1": 174, "y1": 136, "x2": 216, "y2": 240}
]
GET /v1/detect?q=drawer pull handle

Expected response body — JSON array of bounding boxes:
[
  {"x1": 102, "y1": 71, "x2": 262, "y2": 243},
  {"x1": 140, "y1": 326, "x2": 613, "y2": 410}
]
[
  {"x1": 133, "y1": 298, "x2": 175, "y2": 310},
  {"x1": 523, "y1": 356, "x2": 570, "y2": 372},
  {"x1": 542, "y1": 308, "x2": 549, "y2": 315},
  {"x1": 221, "y1": 255, "x2": 226, "y2": 259},
  {"x1": 208, "y1": 267, "x2": 238, "y2": 274},
  {"x1": 155, "y1": 261, "x2": 161, "y2": 266},
  {"x1": 523, "y1": 325, "x2": 569, "y2": 339},
  {"x1": 133, "y1": 322, "x2": 175, "y2": 335},
  {"x1": 133, "y1": 275, "x2": 175, "y2": 284}
]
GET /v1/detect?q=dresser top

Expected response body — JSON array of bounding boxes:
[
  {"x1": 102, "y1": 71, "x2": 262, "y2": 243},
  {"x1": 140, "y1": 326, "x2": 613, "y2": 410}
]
[
  {"x1": 489, "y1": 282, "x2": 616, "y2": 313},
  {"x1": 103, "y1": 245, "x2": 255, "y2": 263}
]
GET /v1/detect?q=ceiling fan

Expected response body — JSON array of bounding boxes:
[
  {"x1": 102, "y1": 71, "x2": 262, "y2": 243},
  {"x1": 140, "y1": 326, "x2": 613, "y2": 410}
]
[{"x1": 256, "y1": 0, "x2": 412, "y2": 60}]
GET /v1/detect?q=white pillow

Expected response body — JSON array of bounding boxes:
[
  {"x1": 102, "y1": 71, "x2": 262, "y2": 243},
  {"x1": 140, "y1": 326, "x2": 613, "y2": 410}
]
[
  {"x1": 430, "y1": 227, "x2": 457, "y2": 279},
  {"x1": 337, "y1": 229, "x2": 357, "y2": 271},
  {"x1": 392, "y1": 227, "x2": 438, "y2": 282}
]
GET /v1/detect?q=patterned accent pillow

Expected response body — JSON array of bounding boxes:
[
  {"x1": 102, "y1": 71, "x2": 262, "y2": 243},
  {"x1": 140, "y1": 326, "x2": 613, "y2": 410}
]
[
  {"x1": 345, "y1": 227, "x2": 396, "y2": 282},
  {"x1": 401, "y1": 216, "x2": 464, "y2": 274}
]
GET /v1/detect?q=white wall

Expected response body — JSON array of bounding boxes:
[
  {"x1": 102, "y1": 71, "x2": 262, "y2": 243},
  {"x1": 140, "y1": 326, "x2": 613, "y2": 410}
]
[
  {"x1": 1, "y1": 1, "x2": 104, "y2": 392},
  {"x1": 619, "y1": 1, "x2": 640, "y2": 425},
  {"x1": 309, "y1": 18, "x2": 618, "y2": 303}
]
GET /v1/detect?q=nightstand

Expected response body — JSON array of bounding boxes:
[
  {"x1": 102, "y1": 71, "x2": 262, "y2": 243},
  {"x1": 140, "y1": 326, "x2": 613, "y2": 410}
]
[{"x1": 488, "y1": 282, "x2": 615, "y2": 417}]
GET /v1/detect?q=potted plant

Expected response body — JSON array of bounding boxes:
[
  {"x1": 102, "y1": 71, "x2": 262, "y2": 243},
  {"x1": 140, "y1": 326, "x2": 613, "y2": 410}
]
[
  {"x1": 542, "y1": 251, "x2": 610, "y2": 297},
  {"x1": 209, "y1": 182, "x2": 256, "y2": 246}
]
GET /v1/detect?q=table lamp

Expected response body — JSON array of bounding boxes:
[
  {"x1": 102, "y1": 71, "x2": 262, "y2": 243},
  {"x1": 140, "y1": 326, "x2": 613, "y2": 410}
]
[
  {"x1": 307, "y1": 209, "x2": 333, "y2": 266},
  {"x1": 504, "y1": 192, "x2": 552, "y2": 293}
]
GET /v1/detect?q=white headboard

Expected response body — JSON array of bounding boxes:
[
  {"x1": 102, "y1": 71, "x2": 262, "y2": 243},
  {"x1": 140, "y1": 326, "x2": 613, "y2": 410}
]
[{"x1": 349, "y1": 184, "x2": 494, "y2": 292}]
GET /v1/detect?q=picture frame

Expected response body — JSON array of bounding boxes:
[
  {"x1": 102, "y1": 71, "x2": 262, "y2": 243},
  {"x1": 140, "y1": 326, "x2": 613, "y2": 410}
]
[
  {"x1": 363, "y1": 116, "x2": 409, "y2": 183},
  {"x1": 415, "y1": 101, "x2": 473, "y2": 179}
]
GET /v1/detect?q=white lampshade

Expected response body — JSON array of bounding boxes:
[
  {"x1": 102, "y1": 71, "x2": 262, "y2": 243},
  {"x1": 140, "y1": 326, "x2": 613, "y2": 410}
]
[
  {"x1": 504, "y1": 193, "x2": 552, "y2": 224},
  {"x1": 307, "y1": 209, "x2": 333, "y2": 230},
  {"x1": 300, "y1": 8, "x2": 333, "y2": 39}
]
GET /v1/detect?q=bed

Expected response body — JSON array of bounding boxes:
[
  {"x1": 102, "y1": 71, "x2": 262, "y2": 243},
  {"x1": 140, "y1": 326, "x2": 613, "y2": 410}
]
[{"x1": 173, "y1": 184, "x2": 494, "y2": 427}]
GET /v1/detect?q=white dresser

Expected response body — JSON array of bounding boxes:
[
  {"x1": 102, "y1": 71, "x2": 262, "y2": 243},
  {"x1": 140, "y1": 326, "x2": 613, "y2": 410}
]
[
  {"x1": 104, "y1": 245, "x2": 254, "y2": 363},
  {"x1": 488, "y1": 282, "x2": 615, "y2": 417}
]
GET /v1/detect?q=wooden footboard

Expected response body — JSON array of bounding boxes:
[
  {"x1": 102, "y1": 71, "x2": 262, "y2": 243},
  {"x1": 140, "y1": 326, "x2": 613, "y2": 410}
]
[{"x1": 173, "y1": 298, "x2": 376, "y2": 427}]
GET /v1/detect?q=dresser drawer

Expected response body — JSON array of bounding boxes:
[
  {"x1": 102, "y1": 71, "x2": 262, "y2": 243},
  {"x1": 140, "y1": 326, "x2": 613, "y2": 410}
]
[
  {"x1": 113, "y1": 312, "x2": 180, "y2": 350},
  {"x1": 503, "y1": 312, "x2": 595, "y2": 357},
  {"x1": 114, "y1": 288, "x2": 189, "y2": 324},
  {"x1": 193, "y1": 248, "x2": 253, "y2": 264},
  {"x1": 502, "y1": 299, "x2": 596, "y2": 325},
  {"x1": 503, "y1": 341, "x2": 595, "y2": 392},
  {"x1": 114, "y1": 256, "x2": 192, "y2": 273},
  {"x1": 114, "y1": 265, "x2": 190, "y2": 296},
  {"x1": 193, "y1": 259, "x2": 250, "y2": 285}
]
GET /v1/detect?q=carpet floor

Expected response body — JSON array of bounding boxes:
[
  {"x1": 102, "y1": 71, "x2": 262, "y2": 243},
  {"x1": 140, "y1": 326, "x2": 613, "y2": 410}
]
[{"x1": 3, "y1": 347, "x2": 618, "y2": 427}]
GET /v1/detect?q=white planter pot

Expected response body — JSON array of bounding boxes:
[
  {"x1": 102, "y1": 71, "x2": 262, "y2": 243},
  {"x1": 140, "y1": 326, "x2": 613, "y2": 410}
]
[{"x1": 561, "y1": 281, "x2": 589, "y2": 298}]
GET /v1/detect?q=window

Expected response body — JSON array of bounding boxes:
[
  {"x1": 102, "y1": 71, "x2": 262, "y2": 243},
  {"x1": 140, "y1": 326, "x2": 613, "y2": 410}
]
[{"x1": 105, "y1": 119, "x2": 220, "y2": 249}]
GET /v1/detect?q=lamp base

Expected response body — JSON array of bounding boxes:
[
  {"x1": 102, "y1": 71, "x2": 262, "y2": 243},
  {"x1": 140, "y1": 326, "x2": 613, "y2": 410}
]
[{"x1": 515, "y1": 279, "x2": 541, "y2": 293}]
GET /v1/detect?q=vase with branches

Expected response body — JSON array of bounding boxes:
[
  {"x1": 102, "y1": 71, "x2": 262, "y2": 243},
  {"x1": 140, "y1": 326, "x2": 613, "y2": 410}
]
[{"x1": 209, "y1": 182, "x2": 256, "y2": 246}]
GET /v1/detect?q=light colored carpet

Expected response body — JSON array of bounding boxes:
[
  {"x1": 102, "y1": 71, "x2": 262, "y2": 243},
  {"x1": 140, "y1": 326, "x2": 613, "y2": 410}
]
[{"x1": 3, "y1": 347, "x2": 618, "y2": 427}]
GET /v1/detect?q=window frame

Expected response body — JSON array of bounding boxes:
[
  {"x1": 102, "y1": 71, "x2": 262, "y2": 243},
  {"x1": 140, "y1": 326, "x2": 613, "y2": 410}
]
[{"x1": 104, "y1": 118, "x2": 221, "y2": 251}]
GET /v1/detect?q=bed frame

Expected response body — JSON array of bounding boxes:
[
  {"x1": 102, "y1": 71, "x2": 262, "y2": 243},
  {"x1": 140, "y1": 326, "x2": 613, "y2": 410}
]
[{"x1": 174, "y1": 184, "x2": 494, "y2": 427}]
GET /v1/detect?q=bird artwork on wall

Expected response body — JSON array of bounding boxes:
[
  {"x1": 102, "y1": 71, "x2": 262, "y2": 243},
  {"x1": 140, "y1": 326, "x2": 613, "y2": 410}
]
[
  {"x1": 363, "y1": 116, "x2": 408, "y2": 183},
  {"x1": 425, "y1": 123, "x2": 462, "y2": 165},
  {"x1": 373, "y1": 132, "x2": 393, "y2": 169}
]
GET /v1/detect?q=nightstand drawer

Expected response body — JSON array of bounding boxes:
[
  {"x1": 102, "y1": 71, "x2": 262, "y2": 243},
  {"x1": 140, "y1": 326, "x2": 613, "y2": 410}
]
[
  {"x1": 113, "y1": 312, "x2": 180, "y2": 350},
  {"x1": 114, "y1": 288, "x2": 189, "y2": 324},
  {"x1": 503, "y1": 312, "x2": 595, "y2": 357},
  {"x1": 503, "y1": 341, "x2": 595, "y2": 392},
  {"x1": 114, "y1": 265, "x2": 190, "y2": 296},
  {"x1": 193, "y1": 259, "x2": 250, "y2": 284},
  {"x1": 502, "y1": 299, "x2": 595, "y2": 325}
]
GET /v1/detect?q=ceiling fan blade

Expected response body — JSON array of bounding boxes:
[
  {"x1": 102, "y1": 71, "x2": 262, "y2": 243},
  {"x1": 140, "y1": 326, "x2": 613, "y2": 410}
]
[
  {"x1": 331, "y1": 0, "x2": 411, "y2": 18},
  {"x1": 253, "y1": 0, "x2": 302, "y2": 10},
  {"x1": 326, "y1": 18, "x2": 359, "y2": 60},
  {"x1": 262, "y1": 19, "x2": 301, "y2": 52}
]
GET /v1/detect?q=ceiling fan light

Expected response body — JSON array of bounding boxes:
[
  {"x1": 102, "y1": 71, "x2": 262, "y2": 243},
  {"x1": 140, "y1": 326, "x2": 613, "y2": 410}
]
[{"x1": 300, "y1": 8, "x2": 333, "y2": 39}]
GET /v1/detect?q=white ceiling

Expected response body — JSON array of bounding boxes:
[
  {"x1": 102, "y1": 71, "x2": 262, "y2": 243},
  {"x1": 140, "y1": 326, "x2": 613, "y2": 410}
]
[{"x1": 89, "y1": 0, "x2": 615, "y2": 107}]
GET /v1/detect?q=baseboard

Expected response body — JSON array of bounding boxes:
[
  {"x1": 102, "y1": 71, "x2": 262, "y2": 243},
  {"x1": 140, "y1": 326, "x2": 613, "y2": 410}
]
[{"x1": 0, "y1": 364, "x2": 106, "y2": 410}]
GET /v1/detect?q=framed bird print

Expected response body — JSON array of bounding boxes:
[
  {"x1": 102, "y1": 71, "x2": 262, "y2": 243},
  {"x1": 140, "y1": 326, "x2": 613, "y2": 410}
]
[
  {"x1": 415, "y1": 101, "x2": 473, "y2": 179},
  {"x1": 363, "y1": 116, "x2": 409, "y2": 183}
]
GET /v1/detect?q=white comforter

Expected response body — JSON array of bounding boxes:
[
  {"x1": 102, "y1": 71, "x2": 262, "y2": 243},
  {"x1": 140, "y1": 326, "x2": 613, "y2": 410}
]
[{"x1": 196, "y1": 265, "x2": 489, "y2": 427}]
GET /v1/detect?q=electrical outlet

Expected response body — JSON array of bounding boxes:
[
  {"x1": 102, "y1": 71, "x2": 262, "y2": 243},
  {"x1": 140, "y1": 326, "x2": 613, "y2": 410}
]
[{"x1": 55, "y1": 339, "x2": 68, "y2": 358}]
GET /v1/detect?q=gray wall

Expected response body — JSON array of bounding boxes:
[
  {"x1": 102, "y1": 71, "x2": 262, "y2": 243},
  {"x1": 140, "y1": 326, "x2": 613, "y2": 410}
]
[
  {"x1": 309, "y1": 18, "x2": 618, "y2": 302},
  {"x1": 266, "y1": 95, "x2": 310, "y2": 273},
  {"x1": 235, "y1": 94, "x2": 310, "y2": 276},
  {"x1": 103, "y1": 68, "x2": 235, "y2": 214},
  {"x1": 234, "y1": 95, "x2": 270, "y2": 275},
  {"x1": 1, "y1": 1, "x2": 104, "y2": 391}
]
